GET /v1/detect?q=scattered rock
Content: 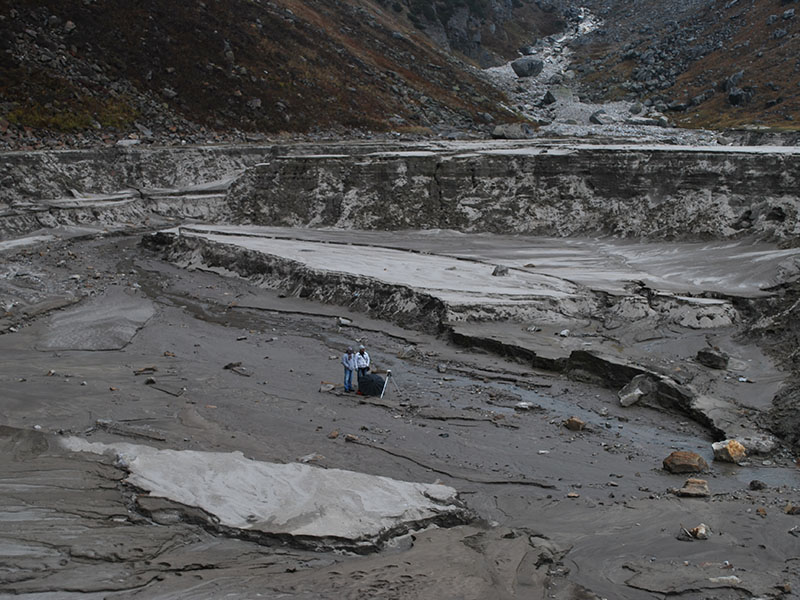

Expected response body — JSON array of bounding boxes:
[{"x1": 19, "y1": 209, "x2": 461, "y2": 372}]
[
  {"x1": 491, "y1": 123, "x2": 535, "y2": 139},
  {"x1": 437, "y1": 363, "x2": 448, "y2": 373},
  {"x1": 786, "y1": 503, "x2": 800, "y2": 515},
  {"x1": 696, "y1": 348, "x2": 729, "y2": 369},
  {"x1": 510, "y1": 56, "x2": 544, "y2": 78},
  {"x1": 337, "y1": 317, "x2": 352, "y2": 326},
  {"x1": 749, "y1": 479, "x2": 767, "y2": 491},
  {"x1": 736, "y1": 435, "x2": 777, "y2": 455},
  {"x1": 223, "y1": 361, "x2": 250, "y2": 377},
  {"x1": 712, "y1": 439, "x2": 747, "y2": 463},
  {"x1": 589, "y1": 109, "x2": 616, "y2": 125},
  {"x1": 144, "y1": 377, "x2": 156, "y2": 385},
  {"x1": 319, "y1": 383, "x2": 335, "y2": 393},
  {"x1": 540, "y1": 90, "x2": 557, "y2": 106},
  {"x1": 676, "y1": 478, "x2": 710, "y2": 497},
  {"x1": 134, "y1": 366, "x2": 158, "y2": 375},
  {"x1": 663, "y1": 451, "x2": 708, "y2": 473},
  {"x1": 690, "y1": 523, "x2": 711, "y2": 539},
  {"x1": 564, "y1": 416, "x2": 586, "y2": 431},
  {"x1": 398, "y1": 345, "x2": 419, "y2": 358},
  {"x1": 618, "y1": 374, "x2": 657, "y2": 407},
  {"x1": 491, "y1": 265, "x2": 509, "y2": 276},
  {"x1": 298, "y1": 452, "x2": 324, "y2": 464},
  {"x1": 328, "y1": 430, "x2": 339, "y2": 439},
  {"x1": 344, "y1": 434, "x2": 358, "y2": 442}
]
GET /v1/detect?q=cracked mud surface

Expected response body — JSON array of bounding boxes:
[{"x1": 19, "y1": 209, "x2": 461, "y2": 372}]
[{"x1": 1, "y1": 230, "x2": 799, "y2": 600}]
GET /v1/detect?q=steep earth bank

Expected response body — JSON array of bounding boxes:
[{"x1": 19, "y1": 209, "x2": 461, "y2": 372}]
[{"x1": 3, "y1": 141, "x2": 800, "y2": 243}]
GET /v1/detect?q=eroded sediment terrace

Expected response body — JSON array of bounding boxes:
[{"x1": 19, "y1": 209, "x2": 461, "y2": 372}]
[{"x1": 2, "y1": 139, "x2": 799, "y2": 599}]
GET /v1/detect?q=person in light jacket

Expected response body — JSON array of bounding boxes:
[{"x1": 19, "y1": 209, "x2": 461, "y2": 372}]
[
  {"x1": 341, "y1": 346, "x2": 357, "y2": 392},
  {"x1": 355, "y1": 345, "x2": 370, "y2": 378}
]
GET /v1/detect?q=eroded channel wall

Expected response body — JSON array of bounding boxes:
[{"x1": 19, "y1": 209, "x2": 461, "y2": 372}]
[
  {"x1": 228, "y1": 146, "x2": 800, "y2": 241},
  {"x1": 3, "y1": 142, "x2": 799, "y2": 242}
]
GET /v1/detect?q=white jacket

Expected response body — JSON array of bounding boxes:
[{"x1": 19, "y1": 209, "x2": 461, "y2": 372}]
[{"x1": 355, "y1": 350, "x2": 370, "y2": 369}]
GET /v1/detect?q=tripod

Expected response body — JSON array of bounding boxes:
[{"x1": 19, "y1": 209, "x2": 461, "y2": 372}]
[{"x1": 380, "y1": 369, "x2": 403, "y2": 399}]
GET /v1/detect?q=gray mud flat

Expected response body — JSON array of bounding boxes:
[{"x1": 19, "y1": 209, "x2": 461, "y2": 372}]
[
  {"x1": 1, "y1": 141, "x2": 799, "y2": 599},
  {"x1": 1, "y1": 230, "x2": 798, "y2": 600}
]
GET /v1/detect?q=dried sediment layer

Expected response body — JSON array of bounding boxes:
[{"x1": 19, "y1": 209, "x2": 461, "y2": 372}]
[
  {"x1": 143, "y1": 226, "x2": 785, "y2": 443},
  {"x1": 61, "y1": 438, "x2": 469, "y2": 553},
  {"x1": 227, "y1": 145, "x2": 800, "y2": 241},
  {"x1": 146, "y1": 226, "x2": 745, "y2": 335}
]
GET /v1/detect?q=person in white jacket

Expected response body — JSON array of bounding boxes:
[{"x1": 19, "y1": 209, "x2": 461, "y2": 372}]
[
  {"x1": 355, "y1": 345, "x2": 370, "y2": 378},
  {"x1": 341, "y1": 347, "x2": 357, "y2": 392}
]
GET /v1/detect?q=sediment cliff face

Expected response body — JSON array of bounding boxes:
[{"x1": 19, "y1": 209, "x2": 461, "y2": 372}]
[
  {"x1": 2, "y1": 141, "x2": 799, "y2": 243},
  {"x1": 226, "y1": 144, "x2": 800, "y2": 242}
]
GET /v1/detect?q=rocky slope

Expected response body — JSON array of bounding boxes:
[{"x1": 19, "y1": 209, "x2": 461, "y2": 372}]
[
  {"x1": 2, "y1": 0, "x2": 799, "y2": 150},
  {"x1": 567, "y1": 0, "x2": 800, "y2": 130},
  {"x1": 0, "y1": 0, "x2": 561, "y2": 150}
]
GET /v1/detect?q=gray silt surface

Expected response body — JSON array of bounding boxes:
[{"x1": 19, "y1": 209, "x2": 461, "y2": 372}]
[{"x1": 0, "y1": 233, "x2": 798, "y2": 600}]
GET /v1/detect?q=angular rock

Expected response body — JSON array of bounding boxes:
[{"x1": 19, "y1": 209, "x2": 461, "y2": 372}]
[
  {"x1": 618, "y1": 374, "x2": 657, "y2": 407},
  {"x1": 728, "y1": 87, "x2": 754, "y2": 106},
  {"x1": 737, "y1": 434, "x2": 778, "y2": 455},
  {"x1": 491, "y1": 123, "x2": 535, "y2": 139},
  {"x1": 540, "y1": 90, "x2": 557, "y2": 106},
  {"x1": 712, "y1": 439, "x2": 747, "y2": 463},
  {"x1": 663, "y1": 451, "x2": 708, "y2": 473},
  {"x1": 676, "y1": 478, "x2": 710, "y2": 497},
  {"x1": 749, "y1": 479, "x2": 768, "y2": 491},
  {"x1": 510, "y1": 56, "x2": 544, "y2": 78},
  {"x1": 589, "y1": 110, "x2": 615, "y2": 125},
  {"x1": 398, "y1": 345, "x2": 419, "y2": 359},
  {"x1": 689, "y1": 523, "x2": 711, "y2": 540},
  {"x1": 696, "y1": 348, "x2": 729, "y2": 369},
  {"x1": 492, "y1": 265, "x2": 509, "y2": 276},
  {"x1": 564, "y1": 416, "x2": 586, "y2": 431}
]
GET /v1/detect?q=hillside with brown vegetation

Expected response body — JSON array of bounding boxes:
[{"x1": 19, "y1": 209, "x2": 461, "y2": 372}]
[
  {"x1": 2, "y1": 0, "x2": 800, "y2": 149},
  {"x1": 0, "y1": 0, "x2": 561, "y2": 149},
  {"x1": 569, "y1": 0, "x2": 800, "y2": 131}
]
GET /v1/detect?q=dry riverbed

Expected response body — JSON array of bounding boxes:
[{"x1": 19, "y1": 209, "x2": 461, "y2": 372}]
[{"x1": 1, "y1": 226, "x2": 799, "y2": 600}]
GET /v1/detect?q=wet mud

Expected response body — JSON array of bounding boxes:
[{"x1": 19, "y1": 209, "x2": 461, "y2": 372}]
[
  {"x1": 2, "y1": 140, "x2": 800, "y2": 599},
  {"x1": 1, "y1": 230, "x2": 798, "y2": 599}
]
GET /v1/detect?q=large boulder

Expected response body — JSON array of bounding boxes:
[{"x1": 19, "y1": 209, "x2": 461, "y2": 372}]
[
  {"x1": 712, "y1": 439, "x2": 747, "y2": 463},
  {"x1": 663, "y1": 451, "x2": 708, "y2": 473},
  {"x1": 491, "y1": 123, "x2": 536, "y2": 139},
  {"x1": 618, "y1": 374, "x2": 657, "y2": 407},
  {"x1": 728, "y1": 87, "x2": 755, "y2": 106},
  {"x1": 511, "y1": 56, "x2": 544, "y2": 78},
  {"x1": 539, "y1": 90, "x2": 557, "y2": 106},
  {"x1": 696, "y1": 348, "x2": 729, "y2": 369}
]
